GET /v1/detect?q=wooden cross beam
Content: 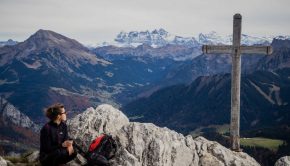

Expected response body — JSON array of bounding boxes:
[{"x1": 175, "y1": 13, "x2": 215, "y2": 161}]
[{"x1": 202, "y1": 13, "x2": 273, "y2": 151}]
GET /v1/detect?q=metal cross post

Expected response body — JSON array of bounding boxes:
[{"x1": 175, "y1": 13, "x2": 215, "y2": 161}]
[{"x1": 202, "y1": 13, "x2": 273, "y2": 151}]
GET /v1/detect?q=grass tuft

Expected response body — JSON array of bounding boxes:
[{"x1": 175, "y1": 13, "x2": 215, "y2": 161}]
[{"x1": 240, "y1": 137, "x2": 285, "y2": 151}]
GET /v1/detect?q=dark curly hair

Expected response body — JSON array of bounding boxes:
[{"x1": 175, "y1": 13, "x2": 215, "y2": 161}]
[{"x1": 45, "y1": 103, "x2": 64, "y2": 121}]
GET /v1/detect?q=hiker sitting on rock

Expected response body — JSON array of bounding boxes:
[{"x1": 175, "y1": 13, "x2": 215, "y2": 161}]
[{"x1": 39, "y1": 103, "x2": 77, "y2": 166}]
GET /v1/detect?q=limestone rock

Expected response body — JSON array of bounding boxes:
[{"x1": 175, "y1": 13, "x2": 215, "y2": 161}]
[
  {"x1": 0, "y1": 98, "x2": 40, "y2": 132},
  {"x1": 275, "y1": 156, "x2": 290, "y2": 166},
  {"x1": 67, "y1": 104, "x2": 260, "y2": 166},
  {"x1": 26, "y1": 151, "x2": 39, "y2": 163},
  {"x1": 67, "y1": 104, "x2": 129, "y2": 151},
  {"x1": 6, "y1": 160, "x2": 14, "y2": 166},
  {"x1": 67, "y1": 154, "x2": 87, "y2": 166},
  {"x1": 0, "y1": 156, "x2": 7, "y2": 166}
]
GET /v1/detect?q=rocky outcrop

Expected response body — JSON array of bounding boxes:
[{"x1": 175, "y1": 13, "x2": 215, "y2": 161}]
[
  {"x1": 67, "y1": 104, "x2": 260, "y2": 166},
  {"x1": 0, "y1": 156, "x2": 7, "y2": 166},
  {"x1": 0, "y1": 151, "x2": 40, "y2": 166},
  {"x1": 67, "y1": 105, "x2": 130, "y2": 149},
  {"x1": 275, "y1": 156, "x2": 290, "y2": 166},
  {"x1": 0, "y1": 98, "x2": 40, "y2": 132},
  {"x1": 26, "y1": 151, "x2": 40, "y2": 163}
]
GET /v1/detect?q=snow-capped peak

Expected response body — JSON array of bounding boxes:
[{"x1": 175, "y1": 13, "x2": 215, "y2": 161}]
[
  {"x1": 197, "y1": 31, "x2": 231, "y2": 45},
  {"x1": 241, "y1": 34, "x2": 273, "y2": 45},
  {"x1": 95, "y1": 29, "x2": 288, "y2": 48},
  {"x1": 197, "y1": 31, "x2": 274, "y2": 45},
  {"x1": 114, "y1": 29, "x2": 173, "y2": 48},
  {"x1": 112, "y1": 29, "x2": 198, "y2": 48}
]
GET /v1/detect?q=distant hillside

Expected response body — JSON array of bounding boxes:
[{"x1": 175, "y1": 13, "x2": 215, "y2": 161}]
[
  {"x1": 0, "y1": 30, "x2": 197, "y2": 121},
  {"x1": 0, "y1": 39, "x2": 17, "y2": 47},
  {"x1": 0, "y1": 98, "x2": 39, "y2": 155},
  {"x1": 123, "y1": 68, "x2": 290, "y2": 134},
  {"x1": 122, "y1": 40, "x2": 290, "y2": 134}
]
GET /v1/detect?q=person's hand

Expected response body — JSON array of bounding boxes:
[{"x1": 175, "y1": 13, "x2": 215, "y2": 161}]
[
  {"x1": 67, "y1": 145, "x2": 74, "y2": 156},
  {"x1": 62, "y1": 140, "x2": 73, "y2": 147}
]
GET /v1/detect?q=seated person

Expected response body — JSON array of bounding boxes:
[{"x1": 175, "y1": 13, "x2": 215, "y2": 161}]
[{"x1": 39, "y1": 103, "x2": 77, "y2": 166}]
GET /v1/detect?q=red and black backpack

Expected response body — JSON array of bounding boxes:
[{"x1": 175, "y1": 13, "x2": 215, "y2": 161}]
[{"x1": 74, "y1": 134, "x2": 118, "y2": 166}]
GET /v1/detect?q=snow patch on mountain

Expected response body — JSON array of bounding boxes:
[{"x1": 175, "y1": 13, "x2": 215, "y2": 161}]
[{"x1": 197, "y1": 31, "x2": 231, "y2": 45}]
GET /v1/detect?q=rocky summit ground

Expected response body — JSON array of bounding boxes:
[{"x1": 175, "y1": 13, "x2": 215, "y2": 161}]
[
  {"x1": 67, "y1": 104, "x2": 260, "y2": 166},
  {"x1": 1, "y1": 104, "x2": 290, "y2": 166}
]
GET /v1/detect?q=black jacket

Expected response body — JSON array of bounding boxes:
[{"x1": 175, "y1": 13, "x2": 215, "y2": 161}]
[{"x1": 40, "y1": 121, "x2": 69, "y2": 158}]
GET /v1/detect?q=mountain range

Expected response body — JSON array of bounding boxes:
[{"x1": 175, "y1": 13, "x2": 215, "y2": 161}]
[
  {"x1": 0, "y1": 29, "x2": 290, "y2": 162},
  {"x1": 0, "y1": 29, "x2": 198, "y2": 121},
  {"x1": 122, "y1": 39, "x2": 290, "y2": 134},
  {"x1": 96, "y1": 29, "x2": 289, "y2": 49},
  {"x1": 1, "y1": 29, "x2": 288, "y2": 121}
]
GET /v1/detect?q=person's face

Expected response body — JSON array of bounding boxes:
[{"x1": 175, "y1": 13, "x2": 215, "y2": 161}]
[{"x1": 58, "y1": 107, "x2": 67, "y2": 122}]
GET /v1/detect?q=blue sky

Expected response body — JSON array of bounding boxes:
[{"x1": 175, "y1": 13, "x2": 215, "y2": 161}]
[{"x1": 0, "y1": 0, "x2": 289, "y2": 45}]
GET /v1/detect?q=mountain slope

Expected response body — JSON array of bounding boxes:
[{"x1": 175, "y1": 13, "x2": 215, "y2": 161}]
[
  {"x1": 123, "y1": 68, "x2": 290, "y2": 133},
  {"x1": 94, "y1": 36, "x2": 277, "y2": 100},
  {"x1": 256, "y1": 38, "x2": 290, "y2": 70},
  {"x1": 122, "y1": 40, "x2": 290, "y2": 134},
  {"x1": 0, "y1": 29, "x2": 109, "y2": 68},
  {"x1": 0, "y1": 39, "x2": 17, "y2": 47},
  {"x1": 0, "y1": 30, "x2": 197, "y2": 120},
  {"x1": 0, "y1": 98, "x2": 39, "y2": 155},
  {"x1": 163, "y1": 38, "x2": 288, "y2": 86},
  {"x1": 0, "y1": 30, "x2": 113, "y2": 120}
]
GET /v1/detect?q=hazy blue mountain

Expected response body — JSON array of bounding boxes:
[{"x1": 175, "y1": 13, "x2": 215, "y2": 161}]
[
  {"x1": 94, "y1": 30, "x2": 277, "y2": 89},
  {"x1": 0, "y1": 39, "x2": 18, "y2": 47},
  {"x1": 94, "y1": 43, "x2": 201, "y2": 61},
  {"x1": 0, "y1": 29, "x2": 287, "y2": 124}
]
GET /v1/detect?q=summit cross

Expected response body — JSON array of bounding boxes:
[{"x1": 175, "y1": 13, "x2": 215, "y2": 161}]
[{"x1": 202, "y1": 13, "x2": 273, "y2": 151}]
